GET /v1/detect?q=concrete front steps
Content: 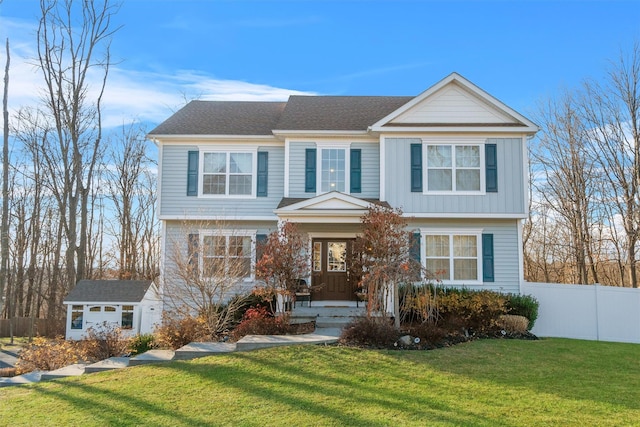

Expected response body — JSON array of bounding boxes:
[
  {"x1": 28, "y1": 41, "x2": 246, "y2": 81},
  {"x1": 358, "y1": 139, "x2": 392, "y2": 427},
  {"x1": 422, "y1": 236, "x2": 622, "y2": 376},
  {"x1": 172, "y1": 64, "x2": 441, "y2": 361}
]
[{"x1": 290, "y1": 306, "x2": 367, "y2": 329}]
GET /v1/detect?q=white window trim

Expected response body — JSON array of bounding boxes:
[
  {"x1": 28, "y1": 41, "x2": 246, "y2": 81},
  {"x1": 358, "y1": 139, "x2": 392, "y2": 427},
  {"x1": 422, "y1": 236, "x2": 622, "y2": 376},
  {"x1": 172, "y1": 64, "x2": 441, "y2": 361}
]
[
  {"x1": 315, "y1": 142, "x2": 352, "y2": 196},
  {"x1": 199, "y1": 229, "x2": 257, "y2": 281},
  {"x1": 421, "y1": 138, "x2": 486, "y2": 195},
  {"x1": 198, "y1": 148, "x2": 258, "y2": 199},
  {"x1": 420, "y1": 228, "x2": 483, "y2": 285}
]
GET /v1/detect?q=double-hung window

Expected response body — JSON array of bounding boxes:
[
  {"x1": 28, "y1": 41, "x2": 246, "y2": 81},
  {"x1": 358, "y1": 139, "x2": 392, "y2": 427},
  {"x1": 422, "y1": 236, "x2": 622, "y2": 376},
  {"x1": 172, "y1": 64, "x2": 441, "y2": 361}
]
[
  {"x1": 201, "y1": 232, "x2": 254, "y2": 279},
  {"x1": 425, "y1": 142, "x2": 483, "y2": 193},
  {"x1": 423, "y1": 232, "x2": 482, "y2": 283},
  {"x1": 321, "y1": 149, "x2": 346, "y2": 192},
  {"x1": 201, "y1": 151, "x2": 255, "y2": 196}
]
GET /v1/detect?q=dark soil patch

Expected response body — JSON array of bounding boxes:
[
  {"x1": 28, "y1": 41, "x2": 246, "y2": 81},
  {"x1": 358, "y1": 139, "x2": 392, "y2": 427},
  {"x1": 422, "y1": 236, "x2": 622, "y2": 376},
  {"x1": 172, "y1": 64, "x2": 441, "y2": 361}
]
[{"x1": 288, "y1": 321, "x2": 316, "y2": 335}]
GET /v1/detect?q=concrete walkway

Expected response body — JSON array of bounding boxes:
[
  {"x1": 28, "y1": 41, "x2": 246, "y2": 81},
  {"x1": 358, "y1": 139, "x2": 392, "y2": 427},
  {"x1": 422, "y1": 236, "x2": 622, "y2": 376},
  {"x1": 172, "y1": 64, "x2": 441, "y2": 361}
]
[
  {"x1": 0, "y1": 327, "x2": 343, "y2": 387},
  {"x1": 0, "y1": 348, "x2": 18, "y2": 369}
]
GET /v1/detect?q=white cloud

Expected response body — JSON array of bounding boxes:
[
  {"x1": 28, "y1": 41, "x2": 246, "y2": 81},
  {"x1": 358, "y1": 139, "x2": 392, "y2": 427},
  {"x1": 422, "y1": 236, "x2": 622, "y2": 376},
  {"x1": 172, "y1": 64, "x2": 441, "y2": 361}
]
[{"x1": 0, "y1": 17, "x2": 314, "y2": 130}]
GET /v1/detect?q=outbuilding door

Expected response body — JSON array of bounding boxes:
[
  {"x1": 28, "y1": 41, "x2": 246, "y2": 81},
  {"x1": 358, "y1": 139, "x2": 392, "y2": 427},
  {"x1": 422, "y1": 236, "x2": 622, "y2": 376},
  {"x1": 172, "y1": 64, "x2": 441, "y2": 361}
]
[{"x1": 311, "y1": 239, "x2": 355, "y2": 301}]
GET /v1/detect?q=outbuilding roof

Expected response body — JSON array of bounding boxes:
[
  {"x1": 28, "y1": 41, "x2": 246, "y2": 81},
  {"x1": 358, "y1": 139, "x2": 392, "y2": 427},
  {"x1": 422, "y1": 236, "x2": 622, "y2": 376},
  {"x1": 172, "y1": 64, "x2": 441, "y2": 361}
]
[{"x1": 64, "y1": 280, "x2": 154, "y2": 304}]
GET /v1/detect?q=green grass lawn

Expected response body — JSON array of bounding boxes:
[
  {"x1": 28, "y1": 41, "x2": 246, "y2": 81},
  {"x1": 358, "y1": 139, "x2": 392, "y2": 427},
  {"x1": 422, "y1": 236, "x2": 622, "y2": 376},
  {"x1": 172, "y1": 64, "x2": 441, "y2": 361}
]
[{"x1": 0, "y1": 338, "x2": 638, "y2": 426}]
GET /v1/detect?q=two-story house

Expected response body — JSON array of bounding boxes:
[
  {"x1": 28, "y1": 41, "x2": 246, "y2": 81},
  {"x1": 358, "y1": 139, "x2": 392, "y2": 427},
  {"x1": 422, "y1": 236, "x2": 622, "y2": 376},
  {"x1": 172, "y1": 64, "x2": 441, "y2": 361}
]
[{"x1": 148, "y1": 73, "x2": 538, "y2": 310}]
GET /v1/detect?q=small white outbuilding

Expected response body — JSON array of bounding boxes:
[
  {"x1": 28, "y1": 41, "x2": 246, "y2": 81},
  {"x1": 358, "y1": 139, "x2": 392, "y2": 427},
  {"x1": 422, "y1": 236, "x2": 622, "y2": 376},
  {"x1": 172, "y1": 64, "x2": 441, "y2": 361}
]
[{"x1": 63, "y1": 280, "x2": 162, "y2": 340}]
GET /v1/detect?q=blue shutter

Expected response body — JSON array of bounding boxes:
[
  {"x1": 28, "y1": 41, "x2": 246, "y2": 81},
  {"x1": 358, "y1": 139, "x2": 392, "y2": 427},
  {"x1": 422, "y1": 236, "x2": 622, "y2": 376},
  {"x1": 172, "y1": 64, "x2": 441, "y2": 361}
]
[
  {"x1": 350, "y1": 149, "x2": 361, "y2": 193},
  {"x1": 187, "y1": 151, "x2": 199, "y2": 196},
  {"x1": 188, "y1": 233, "x2": 199, "y2": 273},
  {"x1": 482, "y1": 233, "x2": 495, "y2": 282},
  {"x1": 485, "y1": 144, "x2": 498, "y2": 193},
  {"x1": 256, "y1": 233, "x2": 268, "y2": 263},
  {"x1": 410, "y1": 143, "x2": 422, "y2": 192},
  {"x1": 305, "y1": 148, "x2": 316, "y2": 193},
  {"x1": 410, "y1": 232, "x2": 421, "y2": 263},
  {"x1": 257, "y1": 152, "x2": 268, "y2": 197}
]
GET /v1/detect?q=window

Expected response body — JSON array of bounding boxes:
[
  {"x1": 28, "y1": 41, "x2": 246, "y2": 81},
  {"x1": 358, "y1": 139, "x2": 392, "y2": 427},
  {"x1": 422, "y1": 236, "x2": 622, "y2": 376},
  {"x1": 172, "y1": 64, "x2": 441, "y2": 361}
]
[
  {"x1": 71, "y1": 305, "x2": 83, "y2": 330},
  {"x1": 424, "y1": 233, "x2": 481, "y2": 282},
  {"x1": 202, "y1": 233, "x2": 253, "y2": 278},
  {"x1": 121, "y1": 305, "x2": 134, "y2": 329},
  {"x1": 313, "y1": 241, "x2": 322, "y2": 272},
  {"x1": 201, "y1": 151, "x2": 255, "y2": 196},
  {"x1": 426, "y1": 144, "x2": 482, "y2": 192},
  {"x1": 321, "y1": 149, "x2": 346, "y2": 192},
  {"x1": 327, "y1": 242, "x2": 347, "y2": 272}
]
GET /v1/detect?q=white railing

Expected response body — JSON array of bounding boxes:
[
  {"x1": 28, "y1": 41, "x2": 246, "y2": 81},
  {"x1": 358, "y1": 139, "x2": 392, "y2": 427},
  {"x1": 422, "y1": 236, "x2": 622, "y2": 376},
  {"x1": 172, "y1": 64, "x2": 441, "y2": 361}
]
[{"x1": 521, "y1": 281, "x2": 640, "y2": 344}]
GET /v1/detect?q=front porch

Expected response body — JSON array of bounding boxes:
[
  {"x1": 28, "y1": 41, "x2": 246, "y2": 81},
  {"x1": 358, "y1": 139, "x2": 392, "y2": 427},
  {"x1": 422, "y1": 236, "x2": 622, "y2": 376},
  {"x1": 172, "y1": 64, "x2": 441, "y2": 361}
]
[{"x1": 289, "y1": 305, "x2": 368, "y2": 329}]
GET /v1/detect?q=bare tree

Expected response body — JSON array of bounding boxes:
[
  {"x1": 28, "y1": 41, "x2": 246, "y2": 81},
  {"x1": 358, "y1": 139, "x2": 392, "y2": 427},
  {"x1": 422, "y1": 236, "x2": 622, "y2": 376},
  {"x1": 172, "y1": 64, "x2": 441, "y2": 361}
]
[
  {"x1": 163, "y1": 221, "x2": 254, "y2": 336},
  {"x1": 580, "y1": 43, "x2": 640, "y2": 287},
  {"x1": 35, "y1": 0, "x2": 120, "y2": 319},
  {"x1": 104, "y1": 122, "x2": 158, "y2": 280},
  {"x1": 0, "y1": 37, "x2": 9, "y2": 323},
  {"x1": 531, "y1": 90, "x2": 601, "y2": 284}
]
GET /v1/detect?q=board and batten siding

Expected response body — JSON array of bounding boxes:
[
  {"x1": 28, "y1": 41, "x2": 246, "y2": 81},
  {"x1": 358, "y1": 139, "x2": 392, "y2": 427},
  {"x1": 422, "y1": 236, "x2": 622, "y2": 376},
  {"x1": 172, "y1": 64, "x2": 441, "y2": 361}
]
[
  {"x1": 409, "y1": 218, "x2": 521, "y2": 294},
  {"x1": 160, "y1": 144, "x2": 284, "y2": 218},
  {"x1": 384, "y1": 137, "x2": 525, "y2": 215},
  {"x1": 288, "y1": 141, "x2": 380, "y2": 198}
]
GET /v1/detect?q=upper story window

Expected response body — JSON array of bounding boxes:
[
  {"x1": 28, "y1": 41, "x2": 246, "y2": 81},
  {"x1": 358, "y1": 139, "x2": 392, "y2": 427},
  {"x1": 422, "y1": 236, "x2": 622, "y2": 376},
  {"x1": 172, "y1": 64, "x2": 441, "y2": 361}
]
[
  {"x1": 202, "y1": 151, "x2": 255, "y2": 196},
  {"x1": 321, "y1": 149, "x2": 346, "y2": 192},
  {"x1": 426, "y1": 144, "x2": 482, "y2": 192}
]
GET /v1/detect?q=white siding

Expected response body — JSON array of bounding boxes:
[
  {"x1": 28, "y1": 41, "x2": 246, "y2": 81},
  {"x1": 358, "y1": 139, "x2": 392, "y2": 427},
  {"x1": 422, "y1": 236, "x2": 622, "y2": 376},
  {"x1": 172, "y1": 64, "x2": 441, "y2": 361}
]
[{"x1": 392, "y1": 84, "x2": 514, "y2": 124}]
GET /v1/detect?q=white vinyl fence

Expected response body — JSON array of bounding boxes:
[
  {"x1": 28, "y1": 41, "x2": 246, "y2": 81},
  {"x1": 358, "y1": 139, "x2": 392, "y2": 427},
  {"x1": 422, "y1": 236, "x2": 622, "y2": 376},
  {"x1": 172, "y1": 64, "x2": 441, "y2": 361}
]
[{"x1": 521, "y1": 282, "x2": 640, "y2": 343}]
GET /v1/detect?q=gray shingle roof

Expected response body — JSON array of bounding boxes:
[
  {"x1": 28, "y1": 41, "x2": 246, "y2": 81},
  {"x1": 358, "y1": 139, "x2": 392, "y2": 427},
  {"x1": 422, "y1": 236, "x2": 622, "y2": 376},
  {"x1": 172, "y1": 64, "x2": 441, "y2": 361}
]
[
  {"x1": 275, "y1": 96, "x2": 413, "y2": 131},
  {"x1": 147, "y1": 96, "x2": 414, "y2": 136},
  {"x1": 148, "y1": 101, "x2": 287, "y2": 136},
  {"x1": 64, "y1": 280, "x2": 154, "y2": 303}
]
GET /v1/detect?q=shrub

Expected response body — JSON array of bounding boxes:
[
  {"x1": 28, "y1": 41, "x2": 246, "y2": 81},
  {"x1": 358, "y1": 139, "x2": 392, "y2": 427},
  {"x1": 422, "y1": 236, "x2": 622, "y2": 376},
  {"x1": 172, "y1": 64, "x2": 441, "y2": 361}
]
[
  {"x1": 437, "y1": 288, "x2": 507, "y2": 333},
  {"x1": 230, "y1": 306, "x2": 291, "y2": 341},
  {"x1": 129, "y1": 333, "x2": 157, "y2": 356},
  {"x1": 339, "y1": 317, "x2": 400, "y2": 348},
  {"x1": 226, "y1": 292, "x2": 274, "y2": 325},
  {"x1": 155, "y1": 314, "x2": 212, "y2": 350},
  {"x1": 399, "y1": 283, "x2": 439, "y2": 325},
  {"x1": 498, "y1": 314, "x2": 530, "y2": 333},
  {"x1": 15, "y1": 336, "x2": 88, "y2": 374},
  {"x1": 506, "y1": 293, "x2": 539, "y2": 329},
  {"x1": 410, "y1": 322, "x2": 448, "y2": 345},
  {"x1": 81, "y1": 322, "x2": 132, "y2": 360}
]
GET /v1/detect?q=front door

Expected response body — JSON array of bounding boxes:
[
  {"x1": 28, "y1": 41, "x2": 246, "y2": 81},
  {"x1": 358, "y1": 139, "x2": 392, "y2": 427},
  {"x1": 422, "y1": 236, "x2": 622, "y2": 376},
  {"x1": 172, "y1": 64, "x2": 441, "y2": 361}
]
[{"x1": 311, "y1": 239, "x2": 355, "y2": 301}]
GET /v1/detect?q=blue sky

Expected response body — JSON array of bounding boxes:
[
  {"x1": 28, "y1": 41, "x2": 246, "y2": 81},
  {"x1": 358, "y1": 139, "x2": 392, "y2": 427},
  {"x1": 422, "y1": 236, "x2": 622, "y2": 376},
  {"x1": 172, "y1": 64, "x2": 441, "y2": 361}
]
[{"x1": 0, "y1": 0, "x2": 638, "y2": 129}]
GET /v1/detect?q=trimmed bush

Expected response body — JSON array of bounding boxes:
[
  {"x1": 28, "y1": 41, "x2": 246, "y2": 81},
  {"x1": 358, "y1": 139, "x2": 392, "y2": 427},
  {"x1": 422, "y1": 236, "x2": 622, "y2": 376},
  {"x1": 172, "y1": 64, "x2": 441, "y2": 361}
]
[
  {"x1": 437, "y1": 289, "x2": 507, "y2": 333},
  {"x1": 506, "y1": 293, "x2": 539, "y2": 329},
  {"x1": 498, "y1": 314, "x2": 530, "y2": 333},
  {"x1": 339, "y1": 317, "x2": 400, "y2": 348}
]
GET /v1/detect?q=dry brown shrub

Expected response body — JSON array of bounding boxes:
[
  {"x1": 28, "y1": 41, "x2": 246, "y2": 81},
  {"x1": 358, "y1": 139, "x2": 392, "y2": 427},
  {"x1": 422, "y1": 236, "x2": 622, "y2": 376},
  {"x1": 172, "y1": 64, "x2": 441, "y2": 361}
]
[
  {"x1": 498, "y1": 314, "x2": 529, "y2": 333},
  {"x1": 154, "y1": 314, "x2": 213, "y2": 349},
  {"x1": 15, "y1": 336, "x2": 88, "y2": 374}
]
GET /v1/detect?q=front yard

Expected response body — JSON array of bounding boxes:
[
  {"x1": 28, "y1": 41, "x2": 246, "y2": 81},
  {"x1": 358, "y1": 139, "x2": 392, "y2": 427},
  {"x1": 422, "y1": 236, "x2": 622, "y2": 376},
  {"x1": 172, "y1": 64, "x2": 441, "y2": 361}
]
[{"x1": 0, "y1": 338, "x2": 638, "y2": 426}]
